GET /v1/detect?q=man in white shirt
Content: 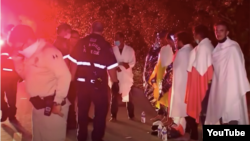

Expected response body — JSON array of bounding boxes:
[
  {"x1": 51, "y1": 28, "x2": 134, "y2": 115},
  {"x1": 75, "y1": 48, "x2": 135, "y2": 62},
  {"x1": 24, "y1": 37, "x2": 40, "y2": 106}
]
[
  {"x1": 206, "y1": 21, "x2": 249, "y2": 125},
  {"x1": 169, "y1": 31, "x2": 193, "y2": 136}
]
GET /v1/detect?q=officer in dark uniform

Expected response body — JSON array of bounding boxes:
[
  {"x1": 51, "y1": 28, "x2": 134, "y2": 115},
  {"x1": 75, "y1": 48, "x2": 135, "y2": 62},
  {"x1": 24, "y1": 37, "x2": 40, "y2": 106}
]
[
  {"x1": 68, "y1": 21, "x2": 119, "y2": 141},
  {"x1": 1, "y1": 24, "x2": 19, "y2": 122}
]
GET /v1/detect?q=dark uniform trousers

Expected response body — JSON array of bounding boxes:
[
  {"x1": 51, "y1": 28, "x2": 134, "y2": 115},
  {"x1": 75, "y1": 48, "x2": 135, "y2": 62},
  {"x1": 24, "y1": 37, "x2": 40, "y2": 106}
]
[
  {"x1": 1, "y1": 77, "x2": 18, "y2": 119},
  {"x1": 77, "y1": 82, "x2": 109, "y2": 141},
  {"x1": 67, "y1": 81, "x2": 77, "y2": 128},
  {"x1": 110, "y1": 88, "x2": 134, "y2": 119}
]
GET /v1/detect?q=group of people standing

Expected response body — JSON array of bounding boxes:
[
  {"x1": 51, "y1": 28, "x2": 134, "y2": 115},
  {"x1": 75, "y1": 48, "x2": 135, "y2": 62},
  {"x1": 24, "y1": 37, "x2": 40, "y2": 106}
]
[
  {"x1": 144, "y1": 21, "x2": 249, "y2": 140},
  {"x1": 1, "y1": 21, "x2": 136, "y2": 141}
]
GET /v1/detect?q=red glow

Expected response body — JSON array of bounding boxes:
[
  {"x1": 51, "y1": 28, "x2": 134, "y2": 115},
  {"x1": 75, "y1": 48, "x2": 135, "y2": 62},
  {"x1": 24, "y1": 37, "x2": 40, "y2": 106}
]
[{"x1": 1, "y1": 0, "x2": 57, "y2": 39}]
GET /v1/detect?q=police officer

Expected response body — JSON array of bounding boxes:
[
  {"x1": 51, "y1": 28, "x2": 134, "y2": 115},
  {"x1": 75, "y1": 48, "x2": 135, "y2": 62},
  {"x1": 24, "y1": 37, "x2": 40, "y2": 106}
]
[
  {"x1": 1, "y1": 24, "x2": 19, "y2": 122},
  {"x1": 8, "y1": 25, "x2": 71, "y2": 141},
  {"x1": 68, "y1": 21, "x2": 119, "y2": 141}
]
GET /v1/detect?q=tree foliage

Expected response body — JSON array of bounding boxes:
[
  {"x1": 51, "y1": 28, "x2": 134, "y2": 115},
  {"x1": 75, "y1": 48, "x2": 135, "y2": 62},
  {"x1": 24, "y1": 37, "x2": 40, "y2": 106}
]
[{"x1": 50, "y1": 0, "x2": 249, "y2": 88}]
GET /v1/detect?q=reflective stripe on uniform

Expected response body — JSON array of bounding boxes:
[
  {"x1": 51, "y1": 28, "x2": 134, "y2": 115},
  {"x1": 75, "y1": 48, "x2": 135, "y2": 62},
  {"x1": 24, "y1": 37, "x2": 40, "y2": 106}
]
[
  {"x1": 107, "y1": 63, "x2": 119, "y2": 70},
  {"x1": 67, "y1": 55, "x2": 77, "y2": 64},
  {"x1": 77, "y1": 78, "x2": 85, "y2": 82},
  {"x1": 94, "y1": 63, "x2": 106, "y2": 69},
  {"x1": 77, "y1": 78, "x2": 95, "y2": 83},
  {"x1": 77, "y1": 62, "x2": 91, "y2": 66},
  {"x1": 8, "y1": 57, "x2": 12, "y2": 59},
  {"x1": 1, "y1": 53, "x2": 9, "y2": 56},
  {"x1": 2, "y1": 68, "x2": 13, "y2": 71},
  {"x1": 63, "y1": 54, "x2": 70, "y2": 59}
]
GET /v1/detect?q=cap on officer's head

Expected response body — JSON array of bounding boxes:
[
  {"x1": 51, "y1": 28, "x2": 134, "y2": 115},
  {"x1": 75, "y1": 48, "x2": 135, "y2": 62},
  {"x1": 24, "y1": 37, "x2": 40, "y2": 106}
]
[
  {"x1": 4, "y1": 24, "x2": 15, "y2": 34},
  {"x1": 7, "y1": 24, "x2": 36, "y2": 45},
  {"x1": 92, "y1": 21, "x2": 104, "y2": 33}
]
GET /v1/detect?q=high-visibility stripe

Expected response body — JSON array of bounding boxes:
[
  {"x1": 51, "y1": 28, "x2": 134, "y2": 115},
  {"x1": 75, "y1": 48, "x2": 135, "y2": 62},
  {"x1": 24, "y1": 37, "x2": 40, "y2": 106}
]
[
  {"x1": 77, "y1": 78, "x2": 85, "y2": 82},
  {"x1": 8, "y1": 57, "x2": 12, "y2": 59},
  {"x1": 3, "y1": 68, "x2": 13, "y2": 71},
  {"x1": 77, "y1": 62, "x2": 91, "y2": 66},
  {"x1": 63, "y1": 55, "x2": 69, "y2": 59},
  {"x1": 77, "y1": 78, "x2": 95, "y2": 83},
  {"x1": 107, "y1": 63, "x2": 119, "y2": 70},
  {"x1": 68, "y1": 55, "x2": 77, "y2": 64},
  {"x1": 1, "y1": 53, "x2": 9, "y2": 56},
  {"x1": 94, "y1": 63, "x2": 106, "y2": 69}
]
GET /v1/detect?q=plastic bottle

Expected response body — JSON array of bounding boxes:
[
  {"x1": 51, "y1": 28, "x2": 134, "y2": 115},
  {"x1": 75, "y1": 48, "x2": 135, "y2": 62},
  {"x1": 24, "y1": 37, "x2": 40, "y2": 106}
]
[
  {"x1": 161, "y1": 127, "x2": 168, "y2": 141},
  {"x1": 157, "y1": 124, "x2": 163, "y2": 138},
  {"x1": 141, "y1": 111, "x2": 146, "y2": 123}
]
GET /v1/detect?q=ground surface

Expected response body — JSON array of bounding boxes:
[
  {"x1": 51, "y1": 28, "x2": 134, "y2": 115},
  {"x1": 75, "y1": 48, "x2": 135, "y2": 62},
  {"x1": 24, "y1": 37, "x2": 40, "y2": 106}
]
[{"x1": 2, "y1": 82, "x2": 249, "y2": 141}]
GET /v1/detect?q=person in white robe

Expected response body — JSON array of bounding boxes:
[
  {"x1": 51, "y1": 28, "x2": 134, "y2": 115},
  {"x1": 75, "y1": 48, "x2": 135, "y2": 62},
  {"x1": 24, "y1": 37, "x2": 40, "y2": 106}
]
[
  {"x1": 205, "y1": 21, "x2": 249, "y2": 125},
  {"x1": 169, "y1": 31, "x2": 193, "y2": 136},
  {"x1": 109, "y1": 32, "x2": 136, "y2": 121}
]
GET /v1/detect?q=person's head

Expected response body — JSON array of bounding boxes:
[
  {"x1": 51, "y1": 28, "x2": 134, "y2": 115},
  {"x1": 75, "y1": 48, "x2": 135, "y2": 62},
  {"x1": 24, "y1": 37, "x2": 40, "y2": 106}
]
[
  {"x1": 114, "y1": 32, "x2": 124, "y2": 47},
  {"x1": 159, "y1": 30, "x2": 168, "y2": 45},
  {"x1": 174, "y1": 31, "x2": 193, "y2": 49},
  {"x1": 4, "y1": 24, "x2": 15, "y2": 34},
  {"x1": 57, "y1": 23, "x2": 72, "y2": 39},
  {"x1": 214, "y1": 21, "x2": 229, "y2": 41},
  {"x1": 91, "y1": 21, "x2": 104, "y2": 34},
  {"x1": 7, "y1": 24, "x2": 37, "y2": 51},
  {"x1": 70, "y1": 30, "x2": 80, "y2": 47},
  {"x1": 192, "y1": 24, "x2": 209, "y2": 44}
]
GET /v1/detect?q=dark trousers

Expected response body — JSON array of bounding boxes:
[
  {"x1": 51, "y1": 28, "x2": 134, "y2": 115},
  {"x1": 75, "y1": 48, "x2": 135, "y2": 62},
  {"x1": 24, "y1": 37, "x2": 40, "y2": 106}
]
[
  {"x1": 185, "y1": 116, "x2": 198, "y2": 140},
  {"x1": 1, "y1": 79, "x2": 17, "y2": 119},
  {"x1": 110, "y1": 89, "x2": 134, "y2": 118},
  {"x1": 77, "y1": 82, "x2": 109, "y2": 141},
  {"x1": 67, "y1": 81, "x2": 77, "y2": 128}
]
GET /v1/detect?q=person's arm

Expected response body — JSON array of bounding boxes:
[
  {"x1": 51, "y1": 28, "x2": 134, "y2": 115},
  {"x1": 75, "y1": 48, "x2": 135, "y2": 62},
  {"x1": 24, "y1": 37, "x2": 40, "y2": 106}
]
[
  {"x1": 128, "y1": 48, "x2": 136, "y2": 68},
  {"x1": 160, "y1": 45, "x2": 173, "y2": 68},
  {"x1": 12, "y1": 54, "x2": 25, "y2": 79},
  {"x1": 68, "y1": 40, "x2": 83, "y2": 81},
  {"x1": 43, "y1": 47, "x2": 71, "y2": 104}
]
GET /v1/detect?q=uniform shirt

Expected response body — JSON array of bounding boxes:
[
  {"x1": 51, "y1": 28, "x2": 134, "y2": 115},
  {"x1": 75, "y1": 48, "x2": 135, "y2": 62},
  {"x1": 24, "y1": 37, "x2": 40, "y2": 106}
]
[
  {"x1": 69, "y1": 33, "x2": 118, "y2": 83},
  {"x1": 12, "y1": 39, "x2": 71, "y2": 103}
]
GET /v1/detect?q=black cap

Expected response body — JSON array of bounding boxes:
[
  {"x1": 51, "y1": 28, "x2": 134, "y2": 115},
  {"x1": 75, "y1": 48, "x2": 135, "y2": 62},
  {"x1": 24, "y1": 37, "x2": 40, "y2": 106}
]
[{"x1": 8, "y1": 24, "x2": 36, "y2": 44}]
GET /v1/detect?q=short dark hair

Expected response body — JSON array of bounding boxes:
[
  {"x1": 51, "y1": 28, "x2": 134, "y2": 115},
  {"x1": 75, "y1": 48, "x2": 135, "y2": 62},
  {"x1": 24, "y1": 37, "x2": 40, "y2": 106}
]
[
  {"x1": 193, "y1": 24, "x2": 209, "y2": 39},
  {"x1": 71, "y1": 30, "x2": 79, "y2": 35},
  {"x1": 214, "y1": 21, "x2": 229, "y2": 31},
  {"x1": 92, "y1": 21, "x2": 104, "y2": 32},
  {"x1": 175, "y1": 31, "x2": 193, "y2": 45},
  {"x1": 115, "y1": 32, "x2": 124, "y2": 39},
  {"x1": 57, "y1": 23, "x2": 71, "y2": 34}
]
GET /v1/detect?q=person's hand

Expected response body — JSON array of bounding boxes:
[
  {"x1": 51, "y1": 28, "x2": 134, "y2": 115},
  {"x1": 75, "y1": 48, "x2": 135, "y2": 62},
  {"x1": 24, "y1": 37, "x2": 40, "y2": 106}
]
[
  {"x1": 52, "y1": 105, "x2": 64, "y2": 117},
  {"x1": 117, "y1": 67, "x2": 122, "y2": 72}
]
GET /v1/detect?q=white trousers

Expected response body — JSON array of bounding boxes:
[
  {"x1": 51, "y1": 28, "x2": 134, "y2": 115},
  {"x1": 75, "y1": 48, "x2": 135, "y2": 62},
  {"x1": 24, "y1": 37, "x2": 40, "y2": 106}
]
[{"x1": 32, "y1": 101, "x2": 70, "y2": 141}]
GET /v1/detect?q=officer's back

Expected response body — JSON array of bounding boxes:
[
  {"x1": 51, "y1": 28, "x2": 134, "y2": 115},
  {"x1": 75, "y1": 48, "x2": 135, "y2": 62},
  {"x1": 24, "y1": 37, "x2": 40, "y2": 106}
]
[
  {"x1": 69, "y1": 21, "x2": 119, "y2": 141},
  {"x1": 74, "y1": 33, "x2": 114, "y2": 83}
]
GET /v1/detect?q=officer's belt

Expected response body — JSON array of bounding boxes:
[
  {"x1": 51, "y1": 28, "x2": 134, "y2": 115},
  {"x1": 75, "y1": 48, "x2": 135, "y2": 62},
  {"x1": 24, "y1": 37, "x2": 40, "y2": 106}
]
[{"x1": 29, "y1": 94, "x2": 66, "y2": 110}]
